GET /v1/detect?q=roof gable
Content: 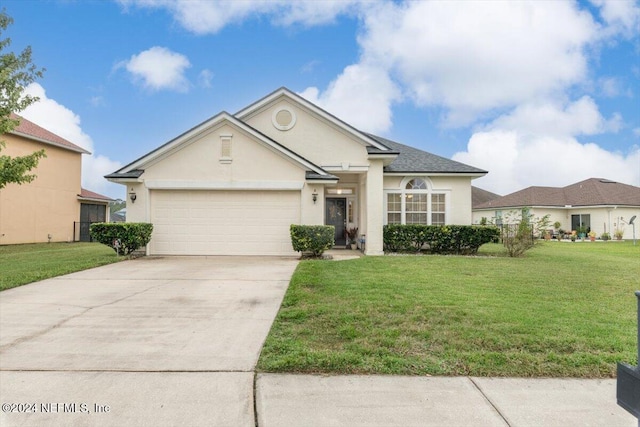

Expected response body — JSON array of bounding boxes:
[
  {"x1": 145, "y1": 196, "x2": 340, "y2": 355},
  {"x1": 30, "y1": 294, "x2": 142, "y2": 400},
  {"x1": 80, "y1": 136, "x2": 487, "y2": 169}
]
[
  {"x1": 107, "y1": 111, "x2": 333, "y2": 180},
  {"x1": 235, "y1": 87, "x2": 391, "y2": 151},
  {"x1": 8, "y1": 113, "x2": 90, "y2": 154}
]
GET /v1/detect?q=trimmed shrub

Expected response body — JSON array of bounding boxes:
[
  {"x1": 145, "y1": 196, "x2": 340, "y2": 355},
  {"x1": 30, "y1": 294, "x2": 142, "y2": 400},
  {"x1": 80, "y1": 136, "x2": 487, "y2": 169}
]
[
  {"x1": 290, "y1": 225, "x2": 334, "y2": 257},
  {"x1": 90, "y1": 223, "x2": 153, "y2": 255},
  {"x1": 383, "y1": 224, "x2": 499, "y2": 255}
]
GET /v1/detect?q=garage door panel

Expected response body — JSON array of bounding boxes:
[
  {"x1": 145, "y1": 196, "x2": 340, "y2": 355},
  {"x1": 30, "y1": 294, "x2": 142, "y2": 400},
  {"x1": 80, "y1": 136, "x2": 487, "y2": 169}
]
[{"x1": 150, "y1": 190, "x2": 300, "y2": 255}]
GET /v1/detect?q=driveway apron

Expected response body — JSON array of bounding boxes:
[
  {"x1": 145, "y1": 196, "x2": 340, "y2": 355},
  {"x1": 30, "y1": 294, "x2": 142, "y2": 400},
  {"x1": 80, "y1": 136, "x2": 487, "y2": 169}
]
[{"x1": 0, "y1": 256, "x2": 298, "y2": 427}]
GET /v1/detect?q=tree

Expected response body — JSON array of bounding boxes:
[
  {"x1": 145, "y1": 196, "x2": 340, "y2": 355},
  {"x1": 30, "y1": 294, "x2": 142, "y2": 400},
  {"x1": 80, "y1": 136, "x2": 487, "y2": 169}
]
[
  {"x1": 501, "y1": 207, "x2": 551, "y2": 257},
  {"x1": 0, "y1": 10, "x2": 46, "y2": 189}
]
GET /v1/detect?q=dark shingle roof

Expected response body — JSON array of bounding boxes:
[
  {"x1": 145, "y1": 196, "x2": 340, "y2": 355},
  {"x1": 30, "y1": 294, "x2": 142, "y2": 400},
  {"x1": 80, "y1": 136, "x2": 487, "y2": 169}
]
[
  {"x1": 105, "y1": 169, "x2": 145, "y2": 179},
  {"x1": 366, "y1": 134, "x2": 487, "y2": 174},
  {"x1": 475, "y1": 178, "x2": 640, "y2": 209},
  {"x1": 472, "y1": 186, "x2": 501, "y2": 208}
]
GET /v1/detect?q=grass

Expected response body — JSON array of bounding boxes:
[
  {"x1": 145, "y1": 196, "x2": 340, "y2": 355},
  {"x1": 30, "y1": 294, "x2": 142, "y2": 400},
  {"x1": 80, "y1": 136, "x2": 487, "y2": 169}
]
[
  {"x1": 258, "y1": 241, "x2": 640, "y2": 378},
  {"x1": 0, "y1": 242, "x2": 122, "y2": 291}
]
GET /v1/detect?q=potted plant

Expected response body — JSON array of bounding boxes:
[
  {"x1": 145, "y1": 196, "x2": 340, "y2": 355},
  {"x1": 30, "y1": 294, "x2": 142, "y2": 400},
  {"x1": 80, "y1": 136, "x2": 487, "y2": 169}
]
[
  {"x1": 345, "y1": 227, "x2": 359, "y2": 250},
  {"x1": 588, "y1": 230, "x2": 596, "y2": 241},
  {"x1": 601, "y1": 232, "x2": 610, "y2": 241},
  {"x1": 577, "y1": 226, "x2": 587, "y2": 239},
  {"x1": 570, "y1": 230, "x2": 577, "y2": 242},
  {"x1": 558, "y1": 228, "x2": 565, "y2": 241},
  {"x1": 614, "y1": 228, "x2": 624, "y2": 240}
]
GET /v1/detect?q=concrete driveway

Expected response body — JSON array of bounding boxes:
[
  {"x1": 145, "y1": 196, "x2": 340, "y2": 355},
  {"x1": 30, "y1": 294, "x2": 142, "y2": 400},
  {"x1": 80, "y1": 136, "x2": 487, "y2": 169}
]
[{"x1": 0, "y1": 256, "x2": 298, "y2": 427}]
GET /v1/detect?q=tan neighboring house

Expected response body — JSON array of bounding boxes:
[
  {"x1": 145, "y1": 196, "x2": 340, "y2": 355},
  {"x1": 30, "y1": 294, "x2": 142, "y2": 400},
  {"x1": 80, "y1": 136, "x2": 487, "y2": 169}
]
[
  {"x1": 107, "y1": 87, "x2": 487, "y2": 256},
  {"x1": 0, "y1": 114, "x2": 111, "y2": 244},
  {"x1": 472, "y1": 178, "x2": 640, "y2": 239}
]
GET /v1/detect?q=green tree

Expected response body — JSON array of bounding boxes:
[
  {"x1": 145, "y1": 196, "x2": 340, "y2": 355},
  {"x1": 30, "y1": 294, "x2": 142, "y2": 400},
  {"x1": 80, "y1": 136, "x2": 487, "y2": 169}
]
[{"x1": 0, "y1": 10, "x2": 46, "y2": 189}]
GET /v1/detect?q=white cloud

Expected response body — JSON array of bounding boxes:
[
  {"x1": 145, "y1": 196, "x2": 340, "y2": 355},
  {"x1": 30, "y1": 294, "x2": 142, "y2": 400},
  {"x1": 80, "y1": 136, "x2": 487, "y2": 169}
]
[
  {"x1": 117, "y1": 0, "x2": 361, "y2": 34},
  {"x1": 590, "y1": 0, "x2": 640, "y2": 37},
  {"x1": 598, "y1": 77, "x2": 621, "y2": 97},
  {"x1": 453, "y1": 99, "x2": 638, "y2": 194},
  {"x1": 359, "y1": 1, "x2": 598, "y2": 123},
  {"x1": 455, "y1": 131, "x2": 640, "y2": 194},
  {"x1": 20, "y1": 83, "x2": 123, "y2": 198},
  {"x1": 487, "y1": 96, "x2": 622, "y2": 137},
  {"x1": 299, "y1": 63, "x2": 400, "y2": 134},
  {"x1": 119, "y1": 46, "x2": 191, "y2": 92},
  {"x1": 198, "y1": 69, "x2": 214, "y2": 89}
]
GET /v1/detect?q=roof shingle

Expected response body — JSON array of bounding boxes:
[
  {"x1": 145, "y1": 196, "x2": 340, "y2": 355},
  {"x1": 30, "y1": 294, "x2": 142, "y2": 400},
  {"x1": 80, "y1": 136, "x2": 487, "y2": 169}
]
[
  {"x1": 475, "y1": 178, "x2": 640, "y2": 209},
  {"x1": 366, "y1": 134, "x2": 487, "y2": 174},
  {"x1": 8, "y1": 113, "x2": 90, "y2": 154}
]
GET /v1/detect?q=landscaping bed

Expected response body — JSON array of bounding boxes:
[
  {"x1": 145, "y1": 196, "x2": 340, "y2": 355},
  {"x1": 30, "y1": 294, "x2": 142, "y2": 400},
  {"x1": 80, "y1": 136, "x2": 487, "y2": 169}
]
[{"x1": 258, "y1": 242, "x2": 640, "y2": 377}]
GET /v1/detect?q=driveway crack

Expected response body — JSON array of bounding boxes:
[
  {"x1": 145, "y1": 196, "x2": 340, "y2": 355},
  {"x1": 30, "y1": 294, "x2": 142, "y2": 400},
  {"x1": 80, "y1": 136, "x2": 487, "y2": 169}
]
[{"x1": 0, "y1": 282, "x2": 168, "y2": 352}]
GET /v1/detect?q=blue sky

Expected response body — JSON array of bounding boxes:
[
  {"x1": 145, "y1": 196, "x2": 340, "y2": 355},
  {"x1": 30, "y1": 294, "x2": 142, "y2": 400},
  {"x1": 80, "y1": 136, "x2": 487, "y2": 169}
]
[{"x1": 4, "y1": 0, "x2": 640, "y2": 199}]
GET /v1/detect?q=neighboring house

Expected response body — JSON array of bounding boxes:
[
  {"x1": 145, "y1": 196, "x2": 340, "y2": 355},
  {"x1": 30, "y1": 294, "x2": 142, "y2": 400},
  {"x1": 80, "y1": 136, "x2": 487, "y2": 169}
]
[
  {"x1": 110, "y1": 208, "x2": 126, "y2": 223},
  {"x1": 0, "y1": 114, "x2": 111, "y2": 244},
  {"x1": 106, "y1": 88, "x2": 487, "y2": 256},
  {"x1": 473, "y1": 178, "x2": 640, "y2": 239},
  {"x1": 472, "y1": 186, "x2": 500, "y2": 210},
  {"x1": 77, "y1": 188, "x2": 113, "y2": 242}
]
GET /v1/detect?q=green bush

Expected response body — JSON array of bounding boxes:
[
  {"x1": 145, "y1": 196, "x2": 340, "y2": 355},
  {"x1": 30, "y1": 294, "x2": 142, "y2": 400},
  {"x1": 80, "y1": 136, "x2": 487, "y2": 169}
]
[
  {"x1": 290, "y1": 225, "x2": 335, "y2": 257},
  {"x1": 383, "y1": 224, "x2": 499, "y2": 255},
  {"x1": 89, "y1": 223, "x2": 153, "y2": 255}
]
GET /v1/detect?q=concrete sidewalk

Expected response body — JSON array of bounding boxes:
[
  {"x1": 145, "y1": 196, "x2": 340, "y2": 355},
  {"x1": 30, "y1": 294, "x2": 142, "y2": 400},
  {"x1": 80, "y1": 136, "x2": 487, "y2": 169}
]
[{"x1": 256, "y1": 374, "x2": 636, "y2": 427}]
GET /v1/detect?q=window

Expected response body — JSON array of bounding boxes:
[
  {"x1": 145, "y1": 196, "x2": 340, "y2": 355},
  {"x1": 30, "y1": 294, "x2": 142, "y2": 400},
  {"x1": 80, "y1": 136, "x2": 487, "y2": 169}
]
[
  {"x1": 431, "y1": 193, "x2": 445, "y2": 225},
  {"x1": 387, "y1": 193, "x2": 402, "y2": 224},
  {"x1": 385, "y1": 178, "x2": 447, "y2": 225},
  {"x1": 406, "y1": 178, "x2": 427, "y2": 190},
  {"x1": 406, "y1": 193, "x2": 427, "y2": 224}
]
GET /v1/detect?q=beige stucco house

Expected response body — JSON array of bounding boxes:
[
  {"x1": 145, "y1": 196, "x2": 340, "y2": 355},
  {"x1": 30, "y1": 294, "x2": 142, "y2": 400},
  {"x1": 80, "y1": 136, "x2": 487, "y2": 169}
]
[
  {"x1": 0, "y1": 114, "x2": 111, "y2": 244},
  {"x1": 107, "y1": 88, "x2": 487, "y2": 255},
  {"x1": 473, "y1": 178, "x2": 640, "y2": 239}
]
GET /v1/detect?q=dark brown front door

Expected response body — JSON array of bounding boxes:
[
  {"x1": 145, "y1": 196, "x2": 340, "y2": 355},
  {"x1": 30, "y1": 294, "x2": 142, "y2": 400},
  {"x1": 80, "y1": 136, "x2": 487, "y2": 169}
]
[{"x1": 326, "y1": 198, "x2": 346, "y2": 246}]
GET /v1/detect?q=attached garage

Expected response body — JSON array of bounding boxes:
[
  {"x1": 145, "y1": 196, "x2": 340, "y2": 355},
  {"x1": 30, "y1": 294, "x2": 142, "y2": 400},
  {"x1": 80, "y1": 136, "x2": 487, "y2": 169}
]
[{"x1": 150, "y1": 190, "x2": 301, "y2": 255}]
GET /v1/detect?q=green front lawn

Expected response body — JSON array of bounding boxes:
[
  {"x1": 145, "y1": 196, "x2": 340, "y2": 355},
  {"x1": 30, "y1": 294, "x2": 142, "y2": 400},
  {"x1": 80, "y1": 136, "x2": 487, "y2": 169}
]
[
  {"x1": 258, "y1": 241, "x2": 640, "y2": 377},
  {"x1": 0, "y1": 242, "x2": 122, "y2": 291}
]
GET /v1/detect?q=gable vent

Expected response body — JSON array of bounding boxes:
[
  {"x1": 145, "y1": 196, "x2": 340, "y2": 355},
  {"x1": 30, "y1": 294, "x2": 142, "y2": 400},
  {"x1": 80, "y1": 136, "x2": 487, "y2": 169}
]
[{"x1": 220, "y1": 134, "x2": 232, "y2": 164}]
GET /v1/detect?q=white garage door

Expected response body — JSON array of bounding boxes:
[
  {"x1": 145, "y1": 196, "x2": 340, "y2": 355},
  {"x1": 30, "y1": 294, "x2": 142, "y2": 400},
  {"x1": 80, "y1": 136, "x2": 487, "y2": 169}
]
[{"x1": 150, "y1": 190, "x2": 300, "y2": 255}]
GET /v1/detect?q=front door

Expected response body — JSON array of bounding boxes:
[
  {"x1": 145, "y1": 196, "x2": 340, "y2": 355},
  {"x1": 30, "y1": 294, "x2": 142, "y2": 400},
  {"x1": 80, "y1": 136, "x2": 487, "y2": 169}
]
[{"x1": 326, "y1": 198, "x2": 347, "y2": 246}]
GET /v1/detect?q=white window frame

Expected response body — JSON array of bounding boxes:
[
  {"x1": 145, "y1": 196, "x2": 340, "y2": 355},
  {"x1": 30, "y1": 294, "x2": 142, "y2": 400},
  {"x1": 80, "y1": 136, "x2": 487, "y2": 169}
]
[{"x1": 384, "y1": 177, "x2": 450, "y2": 225}]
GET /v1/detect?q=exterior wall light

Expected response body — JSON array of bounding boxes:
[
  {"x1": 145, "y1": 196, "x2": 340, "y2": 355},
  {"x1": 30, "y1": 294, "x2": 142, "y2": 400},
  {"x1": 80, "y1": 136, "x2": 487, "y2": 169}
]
[
  {"x1": 312, "y1": 189, "x2": 318, "y2": 204},
  {"x1": 129, "y1": 189, "x2": 137, "y2": 204}
]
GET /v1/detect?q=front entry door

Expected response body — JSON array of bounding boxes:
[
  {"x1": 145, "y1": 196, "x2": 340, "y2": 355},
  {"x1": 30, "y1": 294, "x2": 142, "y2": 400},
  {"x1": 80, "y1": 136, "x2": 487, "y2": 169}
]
[{"x1": 326, "y1": 198, "x2": 347, "y2": 246}]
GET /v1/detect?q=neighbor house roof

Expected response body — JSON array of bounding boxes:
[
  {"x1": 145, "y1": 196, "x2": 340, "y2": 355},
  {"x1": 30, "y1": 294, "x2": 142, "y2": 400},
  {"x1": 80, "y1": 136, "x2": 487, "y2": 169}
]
[
  {"x1": 366, "y1": 134, "x2": 488, "y2": 175},
  {"x1": 78, "y1": 188, "x2": 113, "y2": 202},
  {"x1": 475, "y1": 178, "x2": 640, "y2": 209},
  {"x1": 9, "y1": 113, "x2": 90, "y2": 154},
  {"x1": 472, "y1": 186, "x2": 501, "y2": 208}
]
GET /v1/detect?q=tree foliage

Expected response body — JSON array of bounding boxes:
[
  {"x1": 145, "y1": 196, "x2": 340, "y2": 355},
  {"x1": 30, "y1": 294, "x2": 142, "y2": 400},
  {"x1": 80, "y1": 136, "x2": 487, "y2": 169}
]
[
  {"x1": 500, "y1": 208, "x2": 551, "y2": 257},
  {"x1": 0, "y1": 9, "x2": 46, "y2": 189}
]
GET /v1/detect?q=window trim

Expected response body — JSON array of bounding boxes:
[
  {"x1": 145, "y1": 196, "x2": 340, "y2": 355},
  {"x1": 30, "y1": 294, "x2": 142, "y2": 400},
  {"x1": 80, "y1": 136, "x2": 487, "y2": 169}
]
[{"x1": 384, "y1": 177, "x2": 450, "y2": 225}]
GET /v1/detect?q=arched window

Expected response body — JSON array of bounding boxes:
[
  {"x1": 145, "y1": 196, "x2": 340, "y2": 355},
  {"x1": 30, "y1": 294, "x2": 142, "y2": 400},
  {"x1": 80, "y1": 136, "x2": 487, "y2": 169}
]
[
  {"x1": 405, "y1": 178, "x2": 427, "y2": 190},
  {"x1": 385, "y1": 177, "x2": 447, "y2": 225}
]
